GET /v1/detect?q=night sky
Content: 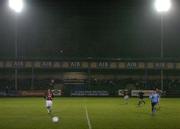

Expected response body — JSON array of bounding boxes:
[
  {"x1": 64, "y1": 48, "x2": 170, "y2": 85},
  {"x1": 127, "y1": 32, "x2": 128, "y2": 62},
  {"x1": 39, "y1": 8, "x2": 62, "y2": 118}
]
[{"x1": 0, "y1": 0, "x2": 180, "y2": 59}]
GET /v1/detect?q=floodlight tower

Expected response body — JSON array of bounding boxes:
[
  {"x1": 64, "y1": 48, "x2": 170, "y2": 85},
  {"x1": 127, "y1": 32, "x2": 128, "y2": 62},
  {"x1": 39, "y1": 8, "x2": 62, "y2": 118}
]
[
  {"x1": 9, "y1": 0, "x2": 24, "y2": 90},
  {"x1": 154, "y1": 0, "x2": 171, "y2": 91}
]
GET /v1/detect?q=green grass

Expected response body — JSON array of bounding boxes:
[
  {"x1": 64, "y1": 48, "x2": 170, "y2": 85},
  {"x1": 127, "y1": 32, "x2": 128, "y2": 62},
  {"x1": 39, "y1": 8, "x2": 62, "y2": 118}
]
[{"x1": 0, "y1": 97, "x2": 180, "y2": 129}]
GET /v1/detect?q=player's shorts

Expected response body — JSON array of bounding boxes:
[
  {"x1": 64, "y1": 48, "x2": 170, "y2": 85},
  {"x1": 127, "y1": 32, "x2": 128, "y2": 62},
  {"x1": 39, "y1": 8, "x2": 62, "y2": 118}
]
[
  {"x1": 151, "y1": 102, "x2": 158, "y2": 107},
  {"x1": 46, "y1": 100, "x2": 52, "y2": 107}
]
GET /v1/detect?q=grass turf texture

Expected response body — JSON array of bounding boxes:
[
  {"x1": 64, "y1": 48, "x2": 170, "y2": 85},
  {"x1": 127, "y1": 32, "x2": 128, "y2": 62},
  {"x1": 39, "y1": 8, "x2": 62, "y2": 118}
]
[{"x1": 0, "y1": 97, "x2": 180, "y2": 129}]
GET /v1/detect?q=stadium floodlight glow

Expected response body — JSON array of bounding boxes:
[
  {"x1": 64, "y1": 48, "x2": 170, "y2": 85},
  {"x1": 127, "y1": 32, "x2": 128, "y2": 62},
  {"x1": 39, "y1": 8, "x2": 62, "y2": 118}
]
[
  {"x1": 9, "y1": 0, "x2": 24, "y2": 13},
  {"x1": 154, "y1": 0, "x2": 171, "y2": 13}
]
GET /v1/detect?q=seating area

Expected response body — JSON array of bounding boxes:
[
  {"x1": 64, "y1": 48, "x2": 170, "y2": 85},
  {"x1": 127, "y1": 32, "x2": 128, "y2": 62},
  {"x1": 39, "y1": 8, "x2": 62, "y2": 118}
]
[{"x1": 0, "y1": 68, "x2": 180, "y2": 97}]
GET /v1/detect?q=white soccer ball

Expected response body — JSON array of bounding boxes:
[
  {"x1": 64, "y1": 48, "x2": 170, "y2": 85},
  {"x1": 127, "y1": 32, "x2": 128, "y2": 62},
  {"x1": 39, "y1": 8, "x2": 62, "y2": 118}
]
[{"x1": 52, "y1": 116, "x2": 59, "y2": 123}]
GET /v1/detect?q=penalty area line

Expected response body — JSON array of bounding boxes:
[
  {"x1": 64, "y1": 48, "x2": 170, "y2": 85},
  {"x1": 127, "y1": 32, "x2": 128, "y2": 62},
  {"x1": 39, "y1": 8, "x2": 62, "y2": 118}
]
[{"x1": 84, "y1": 105, "x2": 92, "y2": 129}]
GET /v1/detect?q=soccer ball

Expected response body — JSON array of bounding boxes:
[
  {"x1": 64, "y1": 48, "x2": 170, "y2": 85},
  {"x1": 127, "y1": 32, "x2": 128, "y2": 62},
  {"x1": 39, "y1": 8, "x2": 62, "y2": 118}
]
[{"x1": 52, "y1": 116, "x2": 59, "y2": 123}]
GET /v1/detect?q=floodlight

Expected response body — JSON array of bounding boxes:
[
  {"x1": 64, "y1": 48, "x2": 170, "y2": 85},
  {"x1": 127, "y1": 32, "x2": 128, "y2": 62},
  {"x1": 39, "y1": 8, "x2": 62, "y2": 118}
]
[
  {"x1": 154, "y1": 0, "x2": 171, "y2": 12},
  {"x1": 9, "y1": 0, "x2": 23, "y2": 13}
]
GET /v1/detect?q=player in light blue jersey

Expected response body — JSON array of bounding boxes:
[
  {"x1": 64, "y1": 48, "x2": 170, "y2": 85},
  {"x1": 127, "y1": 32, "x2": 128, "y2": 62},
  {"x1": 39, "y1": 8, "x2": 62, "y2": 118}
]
[
  {"x1": 155, "y1": 88, "x2": 161, "y2": 110},
  {"x1": 149, "y1": 90, "x2": 160, "y2": 115}
]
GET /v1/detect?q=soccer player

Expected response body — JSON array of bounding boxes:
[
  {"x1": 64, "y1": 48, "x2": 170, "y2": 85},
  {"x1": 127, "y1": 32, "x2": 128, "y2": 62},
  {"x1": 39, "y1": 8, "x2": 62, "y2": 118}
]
[
  {"x1": 123, "y1": 90, "x2": 129, "y2": 104},
  {"x1": 137, "y1": 90, "x2": 145, "y2": 106},
  {"x1": 155, "y1": 88, "x2": 161, "y2": 110},
  {"x1": 149, "y1": 90, "x2": 160, "y2": 115},
  {"x1": 44, "y1": 89, "x2": 54, "y2": 114}
]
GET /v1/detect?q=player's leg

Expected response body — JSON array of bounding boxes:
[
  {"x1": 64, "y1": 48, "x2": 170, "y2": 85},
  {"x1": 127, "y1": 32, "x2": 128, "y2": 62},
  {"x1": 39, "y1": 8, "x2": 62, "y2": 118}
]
[
  {"x1": 46, "y1": 100, "x2": 49, "y2": 113},
  {"x1": 138, "y1": 99, "x2": 141, "y2": 106},
  {"x1": 46, "y1": 100, "x2": 52, "y2": 114},
  {"x1": 48, "y1": 101, "x2": 52, "y2": 113},
  {"x1": 151, "y1": 102, "x2": 156, "y2": 115},
  {"x1": 140, "y1": 99, "x2": 145, "y2": 105},
  {"x1": 47, "y1": 106, "x2": 50, "y2": 113},
  {"x1": 124, "y1": 95, "x2": 129, "y2": 104},
  {"x1": 156, "y1": 102, "x2": 160, "y2": 111},
  {"x1": 142, "y1": 99, "x2": 145, "y2": 104},
  {"x1": 46, "y1": 100, "x2": 50, "y2": 113},
  {"x1": 151, "y1": 102, "x2": 154, "y2": 113},
  {"x1": 157, "y1": 97, "x2": 161, "y2": 110}
]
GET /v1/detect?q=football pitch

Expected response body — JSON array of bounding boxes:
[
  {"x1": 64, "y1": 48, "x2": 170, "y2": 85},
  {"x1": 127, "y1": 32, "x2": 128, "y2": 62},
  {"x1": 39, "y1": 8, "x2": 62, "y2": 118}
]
[{"x1": 0, "y1": 97, "x2": 180, "y2": 129}]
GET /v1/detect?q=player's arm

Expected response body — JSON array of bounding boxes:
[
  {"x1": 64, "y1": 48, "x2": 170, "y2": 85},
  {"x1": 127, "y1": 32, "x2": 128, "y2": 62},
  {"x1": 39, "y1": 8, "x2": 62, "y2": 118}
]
[
  {"x1": 157, "y1": 94, "x2": 160, "y2": 102},
  {"x1": 50, "y1": 90, "x2": 54, "y2": 98},
  {"x1": 149, "y1": 95, "x2": 152, "y2": 99}
]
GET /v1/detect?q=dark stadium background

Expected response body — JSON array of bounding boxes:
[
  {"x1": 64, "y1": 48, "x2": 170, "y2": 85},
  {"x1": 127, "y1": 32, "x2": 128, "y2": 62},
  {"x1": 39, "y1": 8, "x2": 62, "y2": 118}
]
[
  {"x1": 0, "y1": 0, "x2": 180, "y2": 97},
  {"x1": 0, "y1": 0, "x2": 180, "y2": 59},
  {"x1": 0, "y1": 1, "x2": 180, "y2": 129}
]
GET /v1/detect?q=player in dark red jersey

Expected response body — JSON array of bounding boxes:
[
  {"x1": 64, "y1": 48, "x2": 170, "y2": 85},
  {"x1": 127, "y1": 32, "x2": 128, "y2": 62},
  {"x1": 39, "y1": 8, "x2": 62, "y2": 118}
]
[{"x1": 44, "y1": 89, "x2": 54, "y2": 114}]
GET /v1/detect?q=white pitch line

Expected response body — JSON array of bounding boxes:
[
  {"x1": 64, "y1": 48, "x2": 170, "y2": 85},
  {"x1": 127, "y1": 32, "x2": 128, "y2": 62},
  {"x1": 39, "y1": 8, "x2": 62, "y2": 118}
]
[{"x1": 84, "y1": 105, "x2": 92, "y2": 129}]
